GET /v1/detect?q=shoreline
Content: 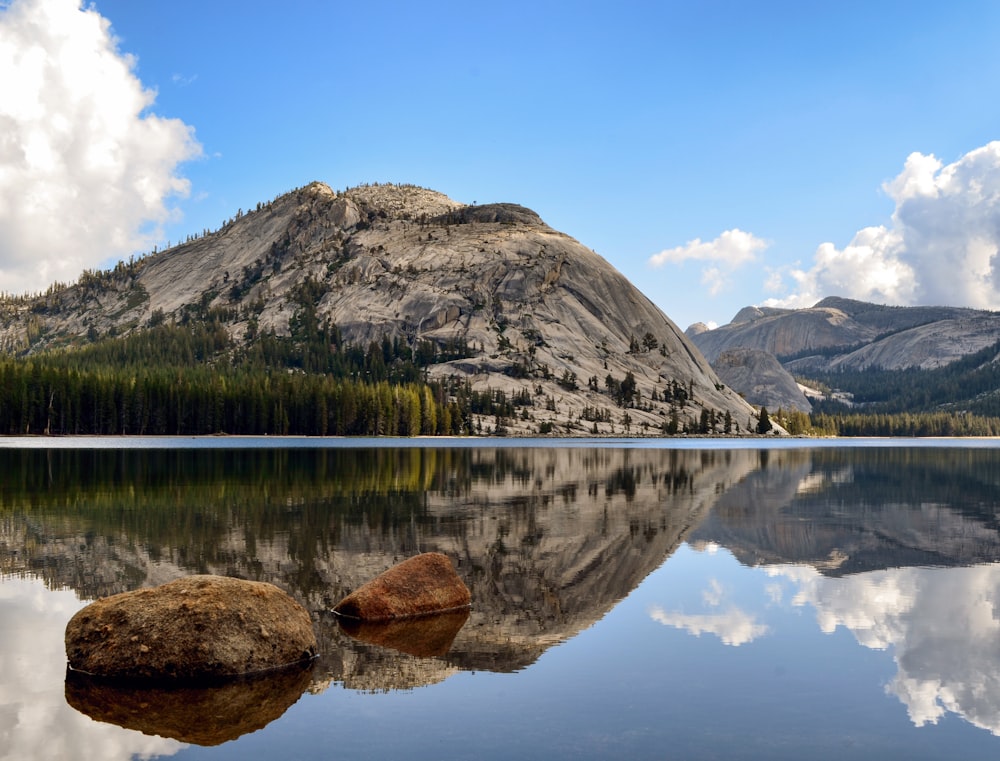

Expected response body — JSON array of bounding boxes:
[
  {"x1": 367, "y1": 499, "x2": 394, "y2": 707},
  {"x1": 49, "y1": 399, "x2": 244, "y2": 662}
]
[{"x1": 0, "y1": 434, "x2": 998, "y2": 451}]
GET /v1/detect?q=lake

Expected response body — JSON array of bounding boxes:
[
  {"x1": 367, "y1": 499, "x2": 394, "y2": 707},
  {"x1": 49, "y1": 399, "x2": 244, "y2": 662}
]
[{"x1": 3, "y1": 438, "x2": 1000, "y2": 759}]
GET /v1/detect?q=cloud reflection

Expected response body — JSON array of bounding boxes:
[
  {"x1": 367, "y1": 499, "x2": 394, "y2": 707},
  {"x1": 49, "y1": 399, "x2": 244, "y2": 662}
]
[
  {"x1": 702, "y1": 578, "x2": 724, "y2": 607},
  {"x1": 0, "y1": 576, "x2": 183, "y2": 760},
  {"x1": 648, "y1": 605, "x2": 769, "y2": 646},
  {"x1": 770, "y1": 563, "x2": 1000, "y2": 735}
]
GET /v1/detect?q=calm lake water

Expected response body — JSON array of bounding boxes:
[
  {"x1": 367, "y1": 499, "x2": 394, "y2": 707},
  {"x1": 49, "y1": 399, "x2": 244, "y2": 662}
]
[{"x1": 4, "y1": 438, "x2": 1000, "y2": 759}]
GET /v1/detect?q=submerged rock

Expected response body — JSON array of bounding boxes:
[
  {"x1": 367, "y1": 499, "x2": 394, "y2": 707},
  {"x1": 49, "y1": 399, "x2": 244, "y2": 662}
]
[
  {"x1": 333, "y1": 552, "x2": 471, "y2": 621},
  {"x1": 65, "y1": 575, "x2": 317, "y2": 681}
]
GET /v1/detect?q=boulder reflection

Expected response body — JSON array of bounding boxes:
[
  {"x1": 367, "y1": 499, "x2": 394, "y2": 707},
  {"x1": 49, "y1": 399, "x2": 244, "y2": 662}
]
[
  {"x1": 333, "y1": 609, "x2": 470, "y2": 658},
  {"x1": 64, "y1": 663, "x2": 314, "y2": 746}
]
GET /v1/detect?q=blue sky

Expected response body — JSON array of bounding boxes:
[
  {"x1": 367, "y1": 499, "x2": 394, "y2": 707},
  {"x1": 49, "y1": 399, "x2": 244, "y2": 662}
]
[{"x1": 3, "y1": 0, "x2": 1000, "y2": 329}]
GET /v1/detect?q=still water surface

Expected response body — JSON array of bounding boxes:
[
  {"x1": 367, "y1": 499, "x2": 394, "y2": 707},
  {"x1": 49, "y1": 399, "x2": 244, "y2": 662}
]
[{"x1": 3, "y1": 439, "x2": 1000, "y2": 759}]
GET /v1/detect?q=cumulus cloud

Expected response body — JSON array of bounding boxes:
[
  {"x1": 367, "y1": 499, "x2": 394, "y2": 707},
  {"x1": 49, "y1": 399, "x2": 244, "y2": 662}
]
[
  {"x1": 702, "y1": 577, "x2": 724, "y2": 607},
  {"x1": 765, "y1": 227, "x2": 917, "y2": 310},
  {"x1": 766, "y1": 141, "x2": 1000, "y2": 310},
  {"x1": 650, "y1": 228, "x2": 769, "y2": 267},
  {"x1": 0, "y1": 0, "x2": 200, "y2": 295},
  {"x1": 649, "y1": 229, "x2": 770, "y2": 297}
]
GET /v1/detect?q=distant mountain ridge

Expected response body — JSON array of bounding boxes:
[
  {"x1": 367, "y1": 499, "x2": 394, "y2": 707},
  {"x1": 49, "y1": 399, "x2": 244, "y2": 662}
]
[
  {"x1": 0, "y1": 182, "x2": 759, "y2": 435},
  {"x1": 691, "y1": 297, "x2": 1000, "y2": 371},
  {"x1": 687, "y1": 297, "x2": 1000, "y2": 415}
]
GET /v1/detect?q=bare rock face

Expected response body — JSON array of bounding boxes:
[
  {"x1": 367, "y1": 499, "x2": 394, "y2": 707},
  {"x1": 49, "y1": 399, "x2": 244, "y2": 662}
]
[
  {"x1": 0, "y1": 181, "x2": 760, "y2": 435},
  {"x1": 691, "y1": 296, "x2": 1000, "y2": 373},
  {"x1": 65, "y1": 575, "x2": 317, "y2": 680},
  {"x1": 691, "y1": 304, "x2": 875, "y2": 363},
  {"x1": 333, "y1": 552, "x2": 471, "y2": 621},
  {"x1": 713, "y1": 348, "x2": 811, "y2": 412}
]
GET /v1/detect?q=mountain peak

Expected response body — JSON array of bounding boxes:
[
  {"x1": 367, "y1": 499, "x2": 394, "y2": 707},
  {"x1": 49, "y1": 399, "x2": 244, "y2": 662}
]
[
  {"x1": 0, "y1": 181, "x2": 759, "y2": 435},
  {"x1": 343, "y1": 182, "x2": 462, "y2": 220},
  {"x1": 730, "y1": 305, "x2": 791, "y2": 325}
]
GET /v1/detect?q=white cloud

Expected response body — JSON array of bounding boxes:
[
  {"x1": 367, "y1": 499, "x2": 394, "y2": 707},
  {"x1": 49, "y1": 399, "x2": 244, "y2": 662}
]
[
  {"x1": 764, "y1": 582, "x2": 783, "y2": 604},
  {"x1": 0, "y1": 0, "x2": 201, "y2": 295},
  {"x1": 648, "y1": 604, "x2": 769, "y2": 646},
  {"x1": 766, "y1": 141, "x2": 1000, "y2": 310},
  {"x1": 649, "y1": 228, "x2": 769, "y2": 268},
  {"x1": 764, "y1": 226, "x2": 917, "y2": 310},
  {"x1": 688, "y1": 540, "x2": 721, "y2": 553},
  {"x1": 699, "y1": 265, "x2": 725, "y2": 296},
  {"x1": 763, "y1": 269, "x2": 785, "y2": 293},
  {"x1": 649, "y1": 229, "x2": 769, "y2": 300}
]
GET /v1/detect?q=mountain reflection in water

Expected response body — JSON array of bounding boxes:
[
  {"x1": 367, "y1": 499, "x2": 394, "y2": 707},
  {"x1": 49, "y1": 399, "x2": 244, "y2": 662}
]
[
  {"x1": 2, "y1": 444, "x2": 1000, "y2": 757},
  {"x1": 0, "y1": 446, "x2": 756, "y2": 690}
]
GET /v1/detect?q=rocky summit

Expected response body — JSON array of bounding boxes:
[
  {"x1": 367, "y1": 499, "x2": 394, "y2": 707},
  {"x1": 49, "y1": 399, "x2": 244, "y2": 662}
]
[{"x1": 0, "y1": 182, "x2": 759, "y2": 435}]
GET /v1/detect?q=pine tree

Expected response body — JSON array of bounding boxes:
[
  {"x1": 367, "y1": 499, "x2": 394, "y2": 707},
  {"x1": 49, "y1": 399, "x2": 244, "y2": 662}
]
[{"x1": 756, "y1": 406, "x2": 773, "y2": 434}]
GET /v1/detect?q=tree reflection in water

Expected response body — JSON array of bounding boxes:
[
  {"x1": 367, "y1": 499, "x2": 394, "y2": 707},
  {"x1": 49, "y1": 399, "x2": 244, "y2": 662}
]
[
  {"x1": 0, "y1": 446, "x2": 757, "y2": 689},
  {"x1": 2, "y1": 444, "x2": 1000, "y2": 750}
]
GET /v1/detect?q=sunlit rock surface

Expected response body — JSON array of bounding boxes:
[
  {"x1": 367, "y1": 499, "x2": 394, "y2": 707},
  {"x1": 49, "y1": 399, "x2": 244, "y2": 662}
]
[
  {"x1": 65, "y1": 575, "x2": 317, "y2": 680},
  {"x1": 710, "y1": 348, "x2": 811, "y2": 412},
  {"x1": 689, "y1": 296, "x2": 1000, "y2": 372},
  {"x1": 0, "y1": 182, "x2": 758, "y2": 434},
  {"x1": 333, "y1": 552, "x2": 471, "y2": 620}
]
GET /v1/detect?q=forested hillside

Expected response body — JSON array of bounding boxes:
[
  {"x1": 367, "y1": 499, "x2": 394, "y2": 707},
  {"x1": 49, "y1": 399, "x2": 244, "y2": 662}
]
[
  {"x1": 806, "y1": 338, "x2": 1000, "y2": 415},
  {"x1": 779, "y1": 338, "x2": 1000, "y2": 436},
  {"x1": 0, "y1": 320, "x2": 495, "y2": 436}
]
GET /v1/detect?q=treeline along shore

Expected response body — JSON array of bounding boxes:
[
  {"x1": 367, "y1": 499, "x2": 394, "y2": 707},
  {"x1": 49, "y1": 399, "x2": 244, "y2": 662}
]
[
  {"x1": 6, "y1": 320, "x2": 1000, "y2": 438},
  {"x1": 0, "y1": 322, "x2": 491, "y2": 436}
]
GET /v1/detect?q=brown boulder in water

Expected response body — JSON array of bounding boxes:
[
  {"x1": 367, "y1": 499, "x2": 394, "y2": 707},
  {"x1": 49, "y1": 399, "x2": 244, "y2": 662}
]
[
  {"x1": 333, "y1": 552, "x2": 471, "y2": 621},
  {"x1": 65, "y1": 575, "x2": 317, "y2": 681}
]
